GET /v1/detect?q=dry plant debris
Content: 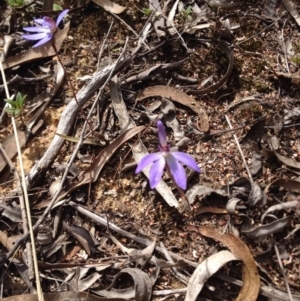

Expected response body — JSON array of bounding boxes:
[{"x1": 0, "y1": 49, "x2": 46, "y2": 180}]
[{"x1": 1, "y1": 0, "x2": 300, "y2": 300}]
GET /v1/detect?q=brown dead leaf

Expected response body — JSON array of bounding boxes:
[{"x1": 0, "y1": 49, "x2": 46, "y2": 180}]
[
  {"x1": 242, "y1": 216, "x2": 291, "y2": 241},
  {"x1": 185, "y1": 250, "x2": 238, "y2": 301},
  {"x1": 188, "y1": 226, "x2": 260, "y2": 301},
  {"x1": 2, "y1": 22, "x2": 70, "y2": 69},
  {"x1": 63, "y1": 222, "x2": 97, "y2": 256},
  {"x1": 92, "y1": 0, "x2": 126, "y2": 14},
  {"x1": 136, "y1": 85, "x2": 209, "y2": 132},
  {"x1": 93, "y1": 268, "x2": 152, "y2": 301},
  {"x1": 264, "y1": 178, "x2": 300, "y2": 194},
  {"x1": 59, "y1": 126, "x2": 145, "y2": 200},
  {"x1": 194, "y1": 207, "x2": 229, "y2": 216}
]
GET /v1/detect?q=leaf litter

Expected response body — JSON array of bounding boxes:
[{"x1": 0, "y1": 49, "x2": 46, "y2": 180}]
[{"x1": 1, "y1": 0, "x2": 300, "y2": 300}]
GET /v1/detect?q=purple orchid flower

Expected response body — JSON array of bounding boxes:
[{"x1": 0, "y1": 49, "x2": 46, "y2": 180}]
[
  {"x1": 22, "y1": 9, "x2": 69, "y2": 48},
  {"x1": 136, "y1": 120, "x2": 200, "y2": 190}
]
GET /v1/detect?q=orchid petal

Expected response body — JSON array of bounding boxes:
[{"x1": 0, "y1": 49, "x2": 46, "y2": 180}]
[
  {"x1": 56, "y1": 9, "x2": 69, "y2": 27},
  {"x1": 135, "y1": 152, "x2": 163, "y2": 174},
  {"x1": 171, "y1": 151, "x2": 200, "y2": 172},
  {"x1": 166, "y1": 154, "x2": 187, "y2": 190},
  {"x1": 22, "y1": 33, "x2": 49, "y2": 40},
  {"x1": 33, "y1": 35, "x2": 52, "y2": 47},
  {"x1": 23, "y1": 26, "x2": 50, "y2": 33},
  {"x1": 34, "y1": 18, "x2": 46, "y2": 25},
  {"x1": 42, "y1": 17, "x2": 56, "y2": 31},
  {"x1": 157, "y1": 120, "x2": 168, "y2": 147},
  {"x1": 149, "y1": 157, "x2": 165, "y2": 188}
]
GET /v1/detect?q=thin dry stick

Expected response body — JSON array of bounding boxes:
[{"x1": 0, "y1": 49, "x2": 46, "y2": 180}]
[
  {"x1": 51, "y1": 40, "x2": 94, "y2": 133},
  {"x1": 274, "y1": 244, "x2": 293, "y2": 301},
  {"x1": 236, "y1": 16, "x2": 280, "y2": 46},
  {"x1": 97, "y1": 21, "x2": 114, "y2": 71},
  {"x1": 0, "y1": 144, "x2": 34, "y2": 280},
  {"x1": 109, "y1": 12, "x2": 150, "y2": 50},
  {"x1": 225, "y1": 114, "x2": 253, "y2": 183},
  {"x1": 0, "y1": 61, "x2": 44, "y2": 301}
]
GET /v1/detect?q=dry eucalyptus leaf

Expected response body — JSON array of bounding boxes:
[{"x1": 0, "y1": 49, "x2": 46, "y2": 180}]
[
  {"x1": 264, "y1": 178, "x2": 300, "y2": 194},
  {"x1": 77, "y1": 272, "x2": 101, "y2": 291},
  {"x1": 188, "y1": 226, "x2": 260, "y2": 301},
  {"x1": 93, "y1": 268, "x2": 152, "y2": 301},
  {"x1": 195, "y1": 206, "x2": 229, "y2": 216},
  {"x1": 185, "y1": 250, "x2": 237, "y2": 301},
  {"x1": 63, "y1": 222, "x2": 97, "y2": 256},
  {"x1": 186, "y1": 184, "x2": 228, "y2": 205},
  {"x1": 109, "y1": 233, "x2": 156, "y2": 268},
  {"x1": 136, "y1": 85, "x2": 209, "y2": 132},
  {"x1": 282, "y1": 0, "x2": 300, "y2": 26},
  {"x1": 92, "y1": 0, "x2": 126, "y2": 14},
  {"x1": 242, "y1": 216, "x2": 291, "y2": 241},
  {"x1": 261, "y1": 200, "x2": 299, "y2": 223},
  {"x1": 0, "y1": 204, "x2": 22, "y2": 222},
  {"x1": 248, "y1": 182, "x2": 265, "y2": 206},
  {"x1": 226, "y1": 197, "x2": 244, "y2": 214},
  {"x1": 274, "y1": 150, "x2": 300, "y2": 169}
]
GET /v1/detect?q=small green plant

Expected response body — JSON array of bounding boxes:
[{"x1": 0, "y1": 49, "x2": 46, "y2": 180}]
[
  {"x1": 181, "y1": 6, "x2": 193, "y2": 21},
  {"x1": 142, "y1": 7, "x2": 153, "y2": 16},
  {"x1": 53, "y1": 3, "x2": 63, "y2": 11},
  {"x1": 4, "y1": 92, "x2": 26, "y2": 116},
  {"x1": 6, "y1": 0, "x2": 25, "y2": 7},
  {"x1": 141, "y1": 7, "x2": 161, "y2": 18}
]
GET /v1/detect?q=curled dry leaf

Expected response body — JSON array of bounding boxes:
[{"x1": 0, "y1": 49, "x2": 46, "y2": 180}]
[
  {"x1": 185, "y1": 250, "x2": 237, "y2": 301},
  {"x1": 194, "y1": 206, "x2": 229, "y2": 216},
  {"x1": 226, "y1": 197, "x2": 245, "y2": 214},
  {"x1": 92, "y1": 268, "x2": 152, "y2": 301},
  {"x1": 261, "y1": 200, "x2": 299, "y2": 223},
  {"x1": 63, "y1": 222, "x2": 97, "y2": 256},
  {"x1": 187, "y1": 226, "x2": 260, "y2": 301},
  {"x1": 92, "y1": 0, "x2": 126, "y2": 14},
  {"x1": 2, "y1": 22, "x2": 70, "y2": 69},
  {"x1": 241, "y1": 216, "x2": 291, "y2": 241},
  {"x1": 186, "y1": 183, "x2": 228, "y2": 205},
  {"x1": 264, "y1": 178, "x2": 300, "y2": 195},
  {"x1": 188, "y1": 40, "x2": 234, "y2": 95},
  {"x1": 136, "y1": 85, "x2": 209, "y2": 132},
  {"x1": 109, "y1": 233, "x2": 156, "y2": 269}
]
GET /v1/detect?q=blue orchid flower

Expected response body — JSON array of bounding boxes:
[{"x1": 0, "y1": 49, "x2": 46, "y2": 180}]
[
  {"x1": 22, "y1": 9, "x2": 69, "y2": 48},
  {"x1": 136, "y1": 120, "x2": 200, "y2": 190}
]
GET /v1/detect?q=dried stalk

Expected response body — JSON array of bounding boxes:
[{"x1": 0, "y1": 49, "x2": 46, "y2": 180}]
[
  {"x1": 0, "y1": 144, "x2": 34, "y2": 281},
  {"x1": 0, "y1": 61, "x2": 44, "y2": 300},
  {"x1": 225, "y1": 114, "x2": 253, "y2": 183}
]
